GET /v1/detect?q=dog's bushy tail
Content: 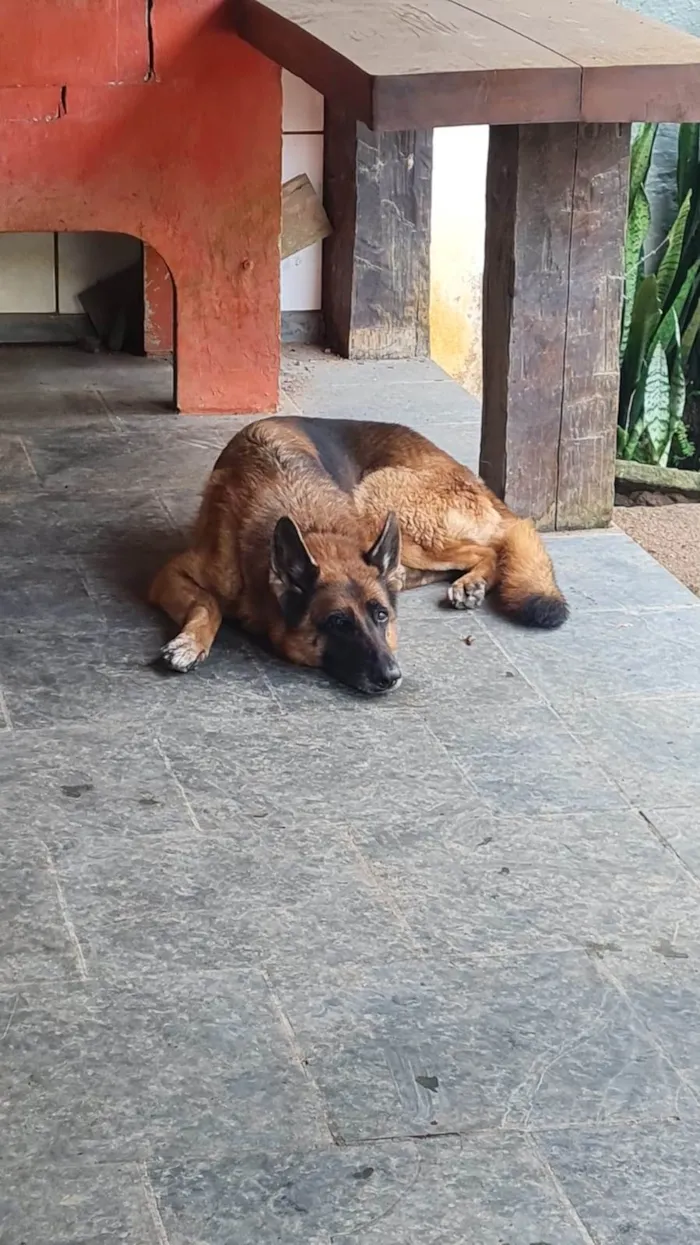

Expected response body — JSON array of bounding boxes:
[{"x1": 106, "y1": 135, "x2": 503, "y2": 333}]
[{"x1": 497, "y1": 519, "x2": 569, "y2": 629}]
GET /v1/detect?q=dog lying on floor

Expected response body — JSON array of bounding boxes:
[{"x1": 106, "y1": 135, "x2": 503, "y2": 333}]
[{"x1": 149, "y1": 416, "x2": 568, "y2": 695}]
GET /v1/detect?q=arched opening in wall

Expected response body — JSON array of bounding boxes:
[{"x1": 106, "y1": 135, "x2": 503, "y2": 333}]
[{"x1": 0, "y1": 230, "x2": 175, "y2": 413}]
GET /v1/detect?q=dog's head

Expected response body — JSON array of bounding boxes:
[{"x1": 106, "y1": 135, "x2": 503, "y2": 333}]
[{"x1": 269, "y1": 513, "x2": 403, "y2": 695}]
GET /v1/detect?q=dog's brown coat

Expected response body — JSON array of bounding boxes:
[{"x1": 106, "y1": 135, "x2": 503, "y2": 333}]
[{"x1": 150, "y1": 416, "x2": 568, "y2": 674}]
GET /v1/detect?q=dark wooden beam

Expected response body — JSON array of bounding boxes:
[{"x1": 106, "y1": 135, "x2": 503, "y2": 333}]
[
  {"x1": 481, "y1": 121, "x2": 630, "y2": 531},
  {"x1": 322, "y1": 110, "x2": 432, "y2": 359},
  {"x1": 232, "y1": 0, "x2": 700, "y2": 130}
]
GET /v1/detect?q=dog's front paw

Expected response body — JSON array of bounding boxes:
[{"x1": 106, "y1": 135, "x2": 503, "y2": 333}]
[
  {"x1": 447, "y1": 578, "x2": 486, "y2": 611},
  {"x1": 160, "y1": 634, "x2": 207, "y2": 673}
]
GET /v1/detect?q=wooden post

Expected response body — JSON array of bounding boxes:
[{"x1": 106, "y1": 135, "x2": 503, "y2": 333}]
[
  {"x1": 481, "y1": 122, "x2": 630, "y2": 530},
  {"x1": 323, "y1": 110, "x2": 432, "y2": 359}
]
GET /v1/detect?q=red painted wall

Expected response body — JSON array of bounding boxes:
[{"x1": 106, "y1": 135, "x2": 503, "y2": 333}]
[
  {"x1": 0, "y1": 1, "x2": 282, "y2": 413},
  {"x1": 144, "y1": 245, "x2": 174, "y2": 357}
]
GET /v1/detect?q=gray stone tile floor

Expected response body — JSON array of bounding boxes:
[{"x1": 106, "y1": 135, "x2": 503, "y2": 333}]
[{"x1": 1, "y1": 343, "x2": 700, "y2": 1241}]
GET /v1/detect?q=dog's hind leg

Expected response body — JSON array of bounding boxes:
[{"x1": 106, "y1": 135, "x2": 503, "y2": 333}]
[
  {"x1": 443, "y1": 544, "x2": 499, "y2": 610},
  {"x1": 401, "y1": 538, "x2": 499, "y2": 611},
  {"x1": 148, "y1": 552, "x2": 222, "y2": 672},
  {"x1": 400, "y1": 568, "x2": 453, "y2": 590}
]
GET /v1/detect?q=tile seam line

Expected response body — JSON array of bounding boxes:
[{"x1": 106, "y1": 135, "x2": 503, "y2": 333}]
[
  {"x1": 153, "y1": 736, "x2": 204, "y2": 834},
  {"x1": 41, "y1": 842, "x2": 89, "y2": 982},
  {"x1": 444, "y1": 0, "x2": 584, "y2": 71},
  {"x1": 139, "y1": 1160, "x2": 171, "y2": 1245},
  {"x1": 638, "y1": 808, "x2": 700, "y2": 892},
  {"x1": 259, "y1": 965, "x2": 338, "y2": 1147},
  {"x1": 470, "y1": 620, "x2": 639, "y2": 812},
  {"x1": 526, "y1": 1134, "x2": 599, "y2": 1245},
  {"x1": 594, "y1": 954, "x2": 700, "y2": 1107}
]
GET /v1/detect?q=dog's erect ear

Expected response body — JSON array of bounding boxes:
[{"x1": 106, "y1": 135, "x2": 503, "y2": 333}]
[
  {"x1": 270, "y1": 516, "x2": 319, "y2": 601},
  {"x1": 364, "y1": 512, "x2": 402, "y2": 586}
]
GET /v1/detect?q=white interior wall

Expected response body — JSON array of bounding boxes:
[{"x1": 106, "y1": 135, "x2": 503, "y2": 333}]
[
  {"x1": 281, "y1": 70, "x2": 324, "y2": 313},
  {"x1": 0, "y1": 71, "x2": 325, "y2": 319},
  {"x1": 0, "y1": 232, "x2": 55, "y2": 312}
]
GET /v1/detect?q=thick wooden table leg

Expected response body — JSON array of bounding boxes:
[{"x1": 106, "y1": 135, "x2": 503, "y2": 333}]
[
  {"x1": 323, "y1": 110, "x2": 432, "y2": 359},
  {"x1": 481, "y1": 122, "x2": 630, "y2": 530}
]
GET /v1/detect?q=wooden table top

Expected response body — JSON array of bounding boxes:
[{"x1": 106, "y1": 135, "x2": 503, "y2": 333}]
[{"x1": 232, "y1": 0, "x2": 700, "y2": 129}]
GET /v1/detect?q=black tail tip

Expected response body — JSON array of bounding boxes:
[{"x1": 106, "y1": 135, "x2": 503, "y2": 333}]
[{"x1": 511, "y1": 594, "x2": 570, "y2": 629}]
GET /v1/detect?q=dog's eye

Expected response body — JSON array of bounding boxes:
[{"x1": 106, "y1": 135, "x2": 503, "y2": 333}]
[
  {"x1": 326, "y1": 612, "x2": 353, "y2": 633},
  {"x1": 369, "y1": 602, "x2": 389, "y2": 625}
]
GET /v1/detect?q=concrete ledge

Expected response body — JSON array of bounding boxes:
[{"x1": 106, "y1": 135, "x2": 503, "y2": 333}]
[{"x1": 615, "y1": 459, "x2": 700, "y2": 498}]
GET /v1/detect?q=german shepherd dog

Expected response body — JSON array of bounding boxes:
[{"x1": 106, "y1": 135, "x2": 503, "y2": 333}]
[{"x1": 150, "y1": 417, "x2": 568, "y2": 695}]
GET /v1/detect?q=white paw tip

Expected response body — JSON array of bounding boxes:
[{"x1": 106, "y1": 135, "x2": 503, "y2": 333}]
[
  {"x1": 447, "y1": 580, "x2": 486, "y2": 611},
  {"x1": 160, "y1": 635, "x2": 205, "y2": 673}
]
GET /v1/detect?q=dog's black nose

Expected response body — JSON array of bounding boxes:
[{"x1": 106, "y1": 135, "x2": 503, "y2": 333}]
[{"x1": 375, "y1": 666, "x2": 402, "y2": 691}]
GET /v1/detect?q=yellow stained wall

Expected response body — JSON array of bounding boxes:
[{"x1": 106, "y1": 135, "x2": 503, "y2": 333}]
[{"x1": 430, "y1": 126, "x2": 488, "y2": 397}]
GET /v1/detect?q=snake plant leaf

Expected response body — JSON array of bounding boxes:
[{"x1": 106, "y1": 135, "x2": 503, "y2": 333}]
[
  {"x1": 662, "y1": 348, "x2": 687, "y2": 466},
  {"x1": 654, "y1": 259, "x2": 700, "y2": 354},
  {"x1": 681, "y1": 291, "x2": 700, "y2": 364},
  {"x1": 642, "y1": 342, "x2": 671, "y2": 462},
  {"x1": 678, "y1": 123, "x2": 700, "y2": 213},
  {"x1": 629, "y1": 123, "x2": 658, "y2": 210},
  {"x1": 621, "y1": 186, "x2": 651, "y2": 356},
  {"x1": 621, "y1": 275, "x2": 661, "y2": 421},
  {"x1": 673, "y1": 417, "x2": 695, "y2": 463},
  {"x1": 656, "y1": 191, "x2": 693, "y2": 307}
]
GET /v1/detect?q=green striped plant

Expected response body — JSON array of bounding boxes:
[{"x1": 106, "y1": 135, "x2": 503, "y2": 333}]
[{"x1": 618, "y1": 122, "x2": 700, "y2": 467}]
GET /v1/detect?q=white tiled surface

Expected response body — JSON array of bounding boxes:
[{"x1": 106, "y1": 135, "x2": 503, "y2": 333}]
[
  {"x1": 281, "y1": 131, "x2": 324, "y2": 313},
  {"x1": 0, "y1": 233, "x2": 55, "y2": 313}
]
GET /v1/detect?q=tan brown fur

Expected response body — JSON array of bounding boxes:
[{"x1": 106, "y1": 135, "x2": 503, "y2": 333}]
[{"x1": 149, "y1": 416, "x2": 567, "y2": 677}]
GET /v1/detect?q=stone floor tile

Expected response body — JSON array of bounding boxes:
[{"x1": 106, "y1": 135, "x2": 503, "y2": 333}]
[
  {"x1": 0, "y1": 344, "x2": 171, "y2": 407},
  {"x1": 111, "y1": 412, "x2": 251, "y2": 439},
  {"x1": 560, "y1": 695, "x2": 700, "y2": 807},
  {"x1": 0, "y1": 393, "x2": 115, "y2": 432},
  {"x1": 286, "y1": 378, "x2": 481, "y2": 424},
  {"x1": 0, "y1": 1159, "x2": 160, "y2": 1244},
  {"x1": 77, "y1": 547, "x2": 182, "y2": 629},
  {"x1": 0, "y1": 433, "x2": 38, "y2": 487},
  {"x1": 643, "y1": 807, "x2": 700, "y2": 878},
  {"x1": 280, "y1": 349, "x2": 452, "y2": 388},
  {"x1": 599, "y1": 948, "x2": 700, "y2": 1083},
  {"x1": 52, "y1": 829, "x2": 417, "y2": 977},
  {"x1": 0, "y1": 490, "x2": 177, "y2": 559},
  {"x1": 539, "y1": 1122, "x2": 700, "y2": 1245},
  {"x1": 0, "y1": 435, "x2": 38, "y2": 488},
  {"x1": 159, "y1": 712, "x2": 472, "y2": 835},
  {"x1": 355, "y1": 807, "x2": 700, "y2": 957},
  {"x1": 429, "y1": 699, "x2": 626, "y2": 815},
  {"x1": 424, "y1": 420, "x2": 481, "y2": 467},
  {"x1": 478, "y1": 607, "x2": 700, "y2": 706},
  {"x1": 0, "y1": 832, "x2": 80, "y2": 986},
  {"x1": 151, "y1": 1133, "x2": 589, "y2": 1245},
  {"x1": 0, "y1": 972, "x2": 326, "y2": 1161},
  {"x1": 0, "y1": 556, "x2": 103, "y2": 633},
  {"x1": 0, "y1": 725, "x2": 197, "y2": 843},
  {"x1": 544, "y1": 529, "x2": 700, "y2": 613},
  {"x1": 268, "y1": 952, "x2": 691, "y2": 1142},
  {"x1": 22, "y1": 426, "x2": 220, "y2": 494},
  {"x1": 0, "y1": 626, "x2": 276, "y2": 730}
]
